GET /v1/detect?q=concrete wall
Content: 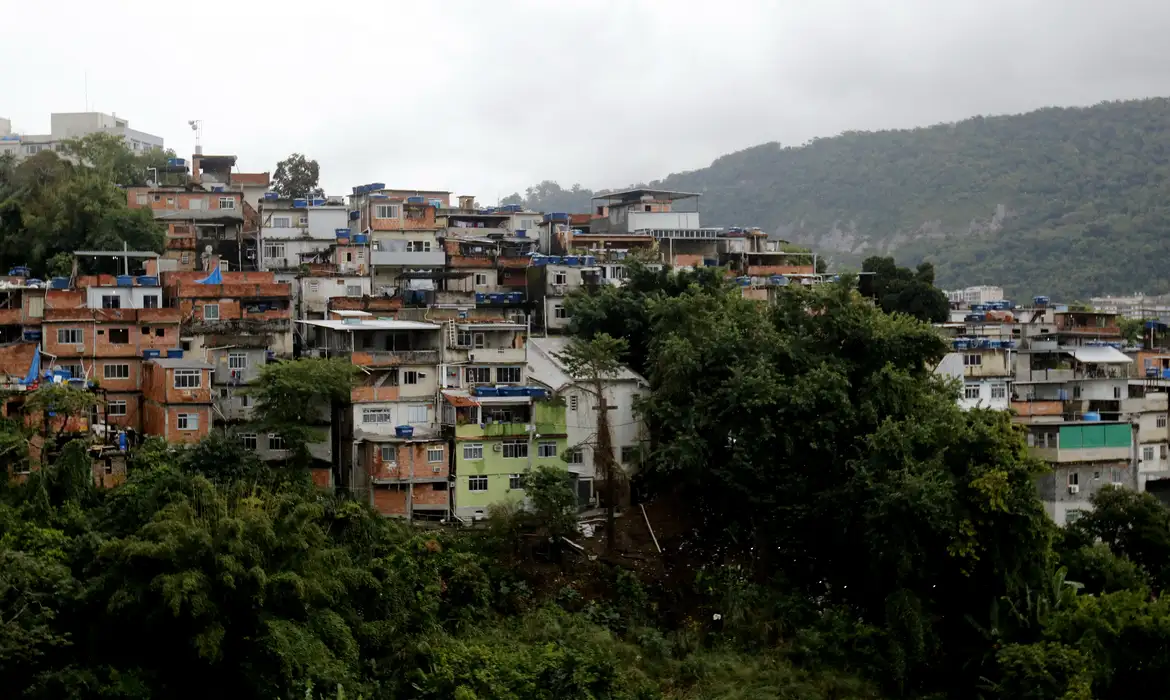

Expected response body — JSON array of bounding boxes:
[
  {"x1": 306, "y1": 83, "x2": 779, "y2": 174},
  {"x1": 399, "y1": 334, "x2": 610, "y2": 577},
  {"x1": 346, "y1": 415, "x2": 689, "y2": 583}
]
[
  {"x1": 563, "y1": 381, "x2": 647, "y2": 482},
  {"x1": 1038, "y1": 461, "x2": 1132, "y2": 524},
  {"x1": 85, "y1": 286, "x2": 162, "y2": 310}
]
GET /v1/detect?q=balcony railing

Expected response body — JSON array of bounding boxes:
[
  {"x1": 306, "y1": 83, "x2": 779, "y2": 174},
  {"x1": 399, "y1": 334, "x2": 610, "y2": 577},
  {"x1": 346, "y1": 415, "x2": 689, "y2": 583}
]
[{"x1": 350, "y1": 349, "x2": 440, "y2": 367}]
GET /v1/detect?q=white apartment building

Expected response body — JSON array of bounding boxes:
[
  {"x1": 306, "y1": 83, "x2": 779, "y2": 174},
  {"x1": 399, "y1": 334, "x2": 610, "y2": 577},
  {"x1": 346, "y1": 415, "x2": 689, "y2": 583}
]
[
  {"x1": 0, "y1": 112, "x2": 163, "y2": 160},
  {"x1": 946, "y1": 285, "x2": 1005, "y2": 307}
]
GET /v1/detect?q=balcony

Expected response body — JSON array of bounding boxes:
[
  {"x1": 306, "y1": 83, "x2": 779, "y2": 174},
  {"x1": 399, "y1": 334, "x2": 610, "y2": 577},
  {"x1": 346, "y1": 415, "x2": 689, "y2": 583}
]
[
  {"x1": 456, "y1": 421, "x2": 529, "y2": 439},
  {"x1": 466, "y1": 347, "x2": 527, "y2": 363},
  {"x1": 1011, "y1": 400, "x2": 1064, "y2": 417},
  {"x1": 1030, "y1": 423, "x2": 1132, "y2": 463},
  {"x1": 371, "y1": 250, "x2": 445, "y2": 267},
  {"x1": 1021, "y1": 367, "x2": 1128, "y2": 382},
  {"x1": 350, "y1": 350, "x2": 440, "y2": 367}
]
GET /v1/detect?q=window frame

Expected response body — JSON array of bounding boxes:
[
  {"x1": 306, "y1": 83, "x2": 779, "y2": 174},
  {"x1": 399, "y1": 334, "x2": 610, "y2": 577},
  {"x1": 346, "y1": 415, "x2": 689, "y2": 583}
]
[
  {"x1": 174, "y1": 369, "x2": 202, "y2": 389},
  {"x1": 502, "y1": 439, "x2": 528, "y2": 460},
  {"x1": 468, "y1": 474, "x2": 488, "y2": 492},
  {"x1": 240, "y1": 433, "x2": 257, "y2": 450},
  {"x1": 496, "y1": 366, "x2": 522, "y2": 384},
  {"x1": 103, "y1": 363, "x2": 130, "y2": 380},
  {"x1": 268, "y1": 433, "x2": 287, "y2": 451},
  {"x1": 57, "y1": 328, "x2": 83, "y2": 345},
  {"x1": 203, "y1": 303, "x2": 220, "y2": 321},
  {"x1": 509, "y1": 474, "x2": 524, "y2": 490},
  {"x1": 463, "y1": 443, "x2": 484, "y2": 460},
  {"x1": 107, "y1": 400, "x2": 127, "y2": 416},
  {"x1": 177, "y1": 412, "x2": 199, "y2": 431},
  {"x1": 380, "y1": 445, "x2": 396, "y2": 463},
  {"x1": 228, "y1": 352, "x2": 248, "y2": 370},
  {"x1": 537, "y1": 441, "x2": 557, "y2": 458},
  {"x1": 217, "y1": 196, "x2": 236, "y2": 210},
  {"x1": 362, "y1": 407, "x2": 393, "y2": 424},
  {"x1": 374, "y1": 204, "x2": 400, "y2": 219},
  {"x1": 963, "y1": 384, "x2": 981, "y2": 400},
  {"x1": 427, "y1": 447, "x2": 444, "y2": 463}
]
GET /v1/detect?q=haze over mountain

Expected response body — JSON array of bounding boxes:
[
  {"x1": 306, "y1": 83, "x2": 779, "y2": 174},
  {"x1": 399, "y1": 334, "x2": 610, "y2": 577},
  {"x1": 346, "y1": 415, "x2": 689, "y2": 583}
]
[{"x1": 506, "y1": 98, "x2": 1170, "y2": 301}]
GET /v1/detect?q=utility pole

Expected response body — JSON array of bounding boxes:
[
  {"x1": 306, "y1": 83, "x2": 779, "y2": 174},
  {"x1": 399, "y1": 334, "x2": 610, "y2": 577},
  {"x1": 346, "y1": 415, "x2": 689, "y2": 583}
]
[
  {"x1": 407, "y1": 444, "x2": 415, "y2": 523},
  {"x1": 593, "y1": 377, "x2": 617, "y2": 551}
]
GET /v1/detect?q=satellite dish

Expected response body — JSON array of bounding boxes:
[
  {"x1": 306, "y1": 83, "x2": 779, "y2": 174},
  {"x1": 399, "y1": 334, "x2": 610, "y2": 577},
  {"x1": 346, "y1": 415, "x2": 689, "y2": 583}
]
[{"x1": 204, "y1": 245, "x2": 213, "y2": 254}]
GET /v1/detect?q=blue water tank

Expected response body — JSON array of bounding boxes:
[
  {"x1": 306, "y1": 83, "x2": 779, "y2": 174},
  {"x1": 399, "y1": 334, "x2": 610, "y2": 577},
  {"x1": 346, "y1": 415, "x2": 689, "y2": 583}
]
[
  {"x1": 515, "y1": 229, "x2": 527, "y2": 237},
  {"x1": 142, "y1": 349, "x2": 161, "y2": 359},
  {"x1": 395, "y1": 425, "x2": 414, "y2": 438},
  {"x1": 293, "y1": 199, "x2": 308, "y2": 208},
  {"x1": 167, "y1": 349, "x2": 184, "y2": 358},
  {"x1": 507, "y1": 292, "x2": 524, "y2": 304},
  {"x1": 8, "y1": 266, "x2": 30, "y2": 277},
  {"x1": 263, "y1": 192, "x2": 279, "y2": 200},
  {"x1": 1083, "y1": 412, "x2": 1101, "y2": 422},
  {"x1": 349, "y1": 210, "x2": 360, "y2": 220},
  {"x1": 50, "y1": 277, "x2": 70, "y2": 289},
  {"x1": 407, "y1": 196, "x2": 425, "y2": 204},
  {"x1": 564, "y1": 255, "x2": 580, "y2": 265},
  {"x1": 311, "y1": 198, "x2": 326, "y2": 206},
  {"x1": 116, "y1": 275, "x2": 134, "y2": 287},
  {"x1": 1034, "y1": 295, "x2": 1050, "y2": 306},
  {"x1": 137, "y1": 276, "x2": 159, "y2": 286},
  {"x1": 584, "y1": 255, "x2": 596, "y2": 266},
  {"x1": 353, "y1": 234, "x2": 368, "y2": 244}
]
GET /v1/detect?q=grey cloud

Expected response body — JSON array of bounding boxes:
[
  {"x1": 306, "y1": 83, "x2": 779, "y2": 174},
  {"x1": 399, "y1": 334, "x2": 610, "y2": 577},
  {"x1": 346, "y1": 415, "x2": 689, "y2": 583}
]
[{"x1": 3, "y1": 0, "x2": 1168, "y2": 199}]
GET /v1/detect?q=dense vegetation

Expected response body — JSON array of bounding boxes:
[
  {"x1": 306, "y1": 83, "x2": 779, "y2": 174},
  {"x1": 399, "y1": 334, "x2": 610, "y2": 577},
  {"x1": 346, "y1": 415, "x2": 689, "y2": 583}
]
[
  {"x1": 0, "y1": 134, "x2": 169, "y2": 277},
  {"x1": 507, "y1": 98, "x2": 1170, "y2": 299}
]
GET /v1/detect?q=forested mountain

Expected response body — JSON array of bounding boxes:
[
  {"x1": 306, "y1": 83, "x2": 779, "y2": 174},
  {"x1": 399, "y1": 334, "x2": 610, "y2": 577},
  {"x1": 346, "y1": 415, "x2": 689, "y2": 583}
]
[{"x1": 506, "y1": 98, "x2": 1170, "y2": 300}]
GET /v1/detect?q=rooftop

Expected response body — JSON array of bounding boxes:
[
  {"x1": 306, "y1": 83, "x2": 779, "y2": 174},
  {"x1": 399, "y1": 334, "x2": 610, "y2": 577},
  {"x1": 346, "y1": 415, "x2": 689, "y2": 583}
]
[
  {"x1": 527, "y1": 336, "x2": 646, "y2": 391},
  {"x1": 153, "y1": 209, "x2": 244, "y2": 223},
  {"x1": 148, "y1": 357, "x2": 214, "y2": 370},
  {"x1": 591, "y1": 188, "x2": 702, "y2": 205},
  {"x1": 296, "y1": 319, "x2": 440, "y2": 332}
]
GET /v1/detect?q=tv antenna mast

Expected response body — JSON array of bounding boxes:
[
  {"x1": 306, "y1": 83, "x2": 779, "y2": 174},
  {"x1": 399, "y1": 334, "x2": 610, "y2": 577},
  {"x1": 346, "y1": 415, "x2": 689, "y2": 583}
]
[{"x1": 188, "y1": 119, "x2": 203, "y2": 155}]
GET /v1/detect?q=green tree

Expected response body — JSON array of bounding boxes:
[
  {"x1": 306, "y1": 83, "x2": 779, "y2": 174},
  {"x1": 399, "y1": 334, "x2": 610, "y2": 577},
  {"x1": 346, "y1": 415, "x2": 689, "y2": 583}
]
[
  {"x1": 860, "y1": 256, "x2": 949, "y2": 322},
  {"x1": 272, "y1": 153, "x2": 324, "y2": 199},
  {"x1": 249, "y1": 358, "x2": 358, "y2": 468},
  {"x1": 1065, "y1": 487, "x2": 1170, "y2": 589},
  {"x1": 554, "y1": 333, "x2": 630, "y2": 549},
  {"x1": 61, "y1": 132, "x2": 175, "y2": 187}
]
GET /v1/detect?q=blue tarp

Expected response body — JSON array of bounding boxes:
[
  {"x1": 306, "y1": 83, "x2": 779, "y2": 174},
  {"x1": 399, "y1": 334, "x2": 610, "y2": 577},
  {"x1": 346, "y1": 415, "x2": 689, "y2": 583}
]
[
  {"x1": 196, "y1": 265, "x2": 223, "y2": 284},
  {"x1": 19, "y1": 345, "x2": 41, "y2": 385}
]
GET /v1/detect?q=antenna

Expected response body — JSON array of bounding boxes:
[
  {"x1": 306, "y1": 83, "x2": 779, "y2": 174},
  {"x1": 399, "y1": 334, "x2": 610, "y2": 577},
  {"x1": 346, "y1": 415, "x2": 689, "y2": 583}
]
[{"x1": 188, "y1": 119, "x2": 203, "y2": 155}]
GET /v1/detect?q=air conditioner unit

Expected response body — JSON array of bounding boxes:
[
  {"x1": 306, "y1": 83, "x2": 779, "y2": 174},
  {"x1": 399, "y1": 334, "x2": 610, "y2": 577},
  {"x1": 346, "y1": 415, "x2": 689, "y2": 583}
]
[
  {"x1": 1068, "y1": 484, "x2": 1080, "y2": 494},
  {"x1": 492, "y1": 443, "x2": 502, "y2": 452},
  {"x1": 75, "y1": 345, "x2": 85, "y2": 353},
  {"x1": 432, "y1": 466, "x2": 441, "y2": 473}
]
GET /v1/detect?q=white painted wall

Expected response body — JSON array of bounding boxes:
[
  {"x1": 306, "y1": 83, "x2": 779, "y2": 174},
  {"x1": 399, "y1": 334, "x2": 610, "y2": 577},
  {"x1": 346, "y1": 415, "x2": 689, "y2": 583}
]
[{"x1": 85, "y1": 285, "x2": 162, "y2": 310}]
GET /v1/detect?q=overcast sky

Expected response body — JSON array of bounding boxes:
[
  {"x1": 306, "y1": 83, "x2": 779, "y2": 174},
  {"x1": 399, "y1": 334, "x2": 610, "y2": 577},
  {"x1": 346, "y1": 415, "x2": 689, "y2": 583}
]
[{"x1": 4, "y1": 0, "x2": 1169, "y2": 200}]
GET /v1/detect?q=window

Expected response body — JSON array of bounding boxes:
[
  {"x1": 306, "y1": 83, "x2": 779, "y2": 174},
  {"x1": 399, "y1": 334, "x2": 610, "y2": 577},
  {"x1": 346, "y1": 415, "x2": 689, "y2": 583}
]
[
  {"x1": 100, "y1": 294, "x2": 121, "y2": 309},
  {"x1": 1114, "y1": 386, "x2": 1122, "y2": 399},
  {"x1": 553, "y1": 305, "x2": 567, "y2": 320},
  {"x1": 61, "y1": 364, "x2": 84, "y2": 379},
  {"x1": 177, "y1": 413, "x2": 199, "y2": 431},
  {"x1": 621, "y1": 446, "x2": 638, "y2": 464},
  {"x1": 567, "y1": 448, "x2": 584, "y2": 465},
  {"x1": 468, "y1": 475, "x2": 488, "y2": 492},
  {"x1": 181, "y1": 253, "x2": 190, "y2": 265},
  {"x1": 538, "y1": 442, "x2": 557, "y2": 458},
  {"x1": 1073, "y1": 385, "x2": 1082, "y2": 399},
  {"x1": 240, "y1": 433, "x2": 257, "y2": 450},
  {"x1": 465, "y1": 367, "x2": 492, "y2": 384},
  {"x1": 228, "y1": 352, "x2": 247, "y2": 370},
  {"x1": 24, "y1": 144, "x2": 44, "y2": 155},
  {"x1": 57, "y1": 328, "x2": 83, "y2": 345},
  {"x1": 143, "y1": 295, "x2": 159, "y2": 309},
  {"x1": 569, "y1": 395, "x2": 579, "y2": 412},
  {"x1": 356, "y1": 249, "x2": 365, "y2": 261},
  {"x1": 188, "y1": 198, "x2": 204, "y2": 210},
  {"x1": 264, "y1": 243, "x2": 286, "y2": 260},
  {"x1": 474, "y1": 273, "x2": 489, "y2": 286},
  {"x1": 463, "y1": 443, "x2": 484, "y2": 460},
  {"x1": 362, "y1": 407, "x2": 393, "y2": 424},
  {"x1": 427, "y1": 447, "x2": 444, "y2": 463},
  {"x1": 299, "y1": 215, "x2": 308, "y2": 226},
  {"x1": 103, "y1": 363, "x2": 130, "y2": 380},
  {"x1": 109, "y1": 328, "x2": 129, "y2": 344},
  {"x1": 509, "y1": 474, "x2": 524, "y2": 490},
  {"x1": 1068, "y1": 472, "x2": 1079, "y2": 487},
  {"x1": 553, "y1": 271, "x2": 568, "y2": 286},
  {"x1": 27, "y1": 296, "x2": 43, "y2": 318},
  {"x1": 1163, "y1": 445, "x2": 1169, "y2": 460},
  {"x1": 375, "y1": 204, "x2": 400, "y2": 219},
  {"x1": 473, "y1": 333, "x2": 485, "y2": 349},
  {"x1": 218, "y1": 197, "x2": 236, "y2": 210},
  {"x1": 963, "y1": 354, "x2": 982, "y2": 366},
  {"x1": 456, "y1": 330, "x2": 473, "y2": 347},
  {"x1": 963, "y1": 384, "x2": 980, "y2": 400},
  {"x1": 407, "y1": 404, "x2": 427, "y2": 422},
  {"x1": 272, "y1": 216, "x2": 291, "y2": 228},
  {"x1": 166, "y1": 197, "x2": 175, "y2": 206},
  {"x1": 1144, "y1": 446, "x2": 1155, "y2": 462},
  {"x1": 346, "y1": 285, "x2": 362, "y2": 296},
  {"x1": 174, "y1": 369, "x2": 202, "y2": 389},
  {"x1": 268, "y1": 434, "x2": 286, "y2": 451},
  {"x1": 1111, "y1": 468, "x2": 1123, "y2": 484},
  {"x1": 1159, "y1": 415, "x2": 1168, "y2": 428},
  {"x1": 1065, "y1": 510, "x2": 1085, "y2": 525},
  {"x1": 380, "y1": 445, "x2": 396, "y2": 463},
  {"x1": 136, "y1": 194, "x2": 148, "y2": 206},
  {"x1": 406, "y1": 240, "x2": 432, "y2": 252},
  {"x1": 403, "y1": 370, "x2": 420, "y2": 385},
  {"x1": 107, "y1": 400, "x2": 127, "y2": 416},
  {"x1": 990, "y1": 384, "x2": 1007, "y2": 399},
  {"x1": 502, "y1": 440, "x2": 528, "y2": 459},
  {"x1": 497, "y1": 366, "x2": 522, "y2": 384},
  {"x1": 203, "y1": 304, "x2": 220, "y2": 320}
]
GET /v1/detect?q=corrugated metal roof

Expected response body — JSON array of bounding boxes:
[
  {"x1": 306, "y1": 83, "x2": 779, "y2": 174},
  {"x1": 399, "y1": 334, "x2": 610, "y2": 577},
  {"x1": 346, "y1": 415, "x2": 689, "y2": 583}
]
[{"x1": 1071, "y1": 347, "x2": 1133, "y2": 363}]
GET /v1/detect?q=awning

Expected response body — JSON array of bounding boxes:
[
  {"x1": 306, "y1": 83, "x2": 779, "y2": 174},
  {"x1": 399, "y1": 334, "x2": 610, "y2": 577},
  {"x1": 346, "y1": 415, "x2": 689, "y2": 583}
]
[
  {"x1": 1070, "y1": 347, "x2": 1133, "y2": 364},
  {"x1": 442, "y1": 391, "x2": 479, "y2": 407}
]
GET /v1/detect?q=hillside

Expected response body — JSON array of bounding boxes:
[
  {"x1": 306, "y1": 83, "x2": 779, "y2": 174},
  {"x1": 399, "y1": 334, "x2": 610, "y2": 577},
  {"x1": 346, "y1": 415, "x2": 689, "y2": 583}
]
[{"x1": 506, "y1": 98, "x2": 1170, "y2": 300}]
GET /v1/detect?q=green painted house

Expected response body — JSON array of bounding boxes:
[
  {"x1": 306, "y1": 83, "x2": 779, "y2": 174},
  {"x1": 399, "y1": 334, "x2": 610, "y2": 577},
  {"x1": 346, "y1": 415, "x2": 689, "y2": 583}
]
[{"x1": 442, "y1": 390, "x2": 568, "y2": 520}]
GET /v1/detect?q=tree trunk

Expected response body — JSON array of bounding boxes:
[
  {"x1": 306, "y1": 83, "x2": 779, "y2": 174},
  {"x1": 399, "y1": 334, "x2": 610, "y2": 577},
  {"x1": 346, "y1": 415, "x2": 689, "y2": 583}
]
[{"x1": 594, "y1": 376, "x2": 617, "y2": 552}]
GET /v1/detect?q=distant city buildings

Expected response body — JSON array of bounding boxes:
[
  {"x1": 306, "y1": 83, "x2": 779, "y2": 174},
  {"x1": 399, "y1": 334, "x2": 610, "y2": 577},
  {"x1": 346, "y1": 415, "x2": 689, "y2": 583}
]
[
  {"x1": 946, "y1": 285, "x2": 1004, "y2": 306},
  {"x1": 0, "y1": 112, "x2": 164, "y2": 160}
]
